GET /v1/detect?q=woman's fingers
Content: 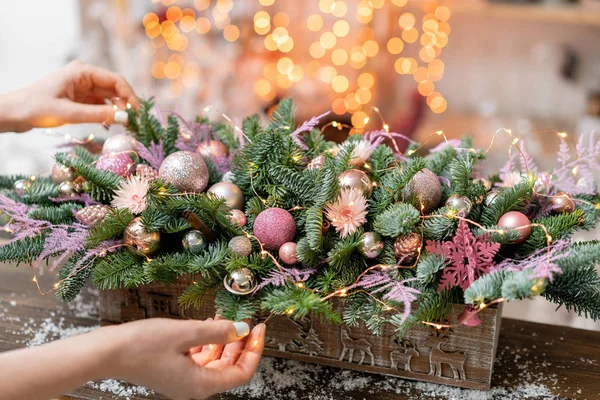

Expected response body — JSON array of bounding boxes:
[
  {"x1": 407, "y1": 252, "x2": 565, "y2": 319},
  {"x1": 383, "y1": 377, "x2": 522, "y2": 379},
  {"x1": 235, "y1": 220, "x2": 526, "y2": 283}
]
[
  {"x1": 179, "y1": 319, "x2": 250, "y2": 350},
  {"x1": 82, "y1": 64, "x2": 139, "y2": 108},
  {"x1": 203, "y1": 337, "x2": 246, "y2": 370},
  {"x1": 192, "y1": 343, "x2": 224, "y2": 367}
]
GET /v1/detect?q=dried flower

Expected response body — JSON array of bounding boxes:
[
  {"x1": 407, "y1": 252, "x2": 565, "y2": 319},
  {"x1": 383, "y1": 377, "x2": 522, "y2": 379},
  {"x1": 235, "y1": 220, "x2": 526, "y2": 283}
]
[
  {"x1": 325, "y1": 188, "x2": 368, "y2": 238},
  {"x1": 349, "y1": 140, "x2": 378, "y2": 167},
  {"x1": 111, "y1": 176, "x2": 150, "y2": 214}
]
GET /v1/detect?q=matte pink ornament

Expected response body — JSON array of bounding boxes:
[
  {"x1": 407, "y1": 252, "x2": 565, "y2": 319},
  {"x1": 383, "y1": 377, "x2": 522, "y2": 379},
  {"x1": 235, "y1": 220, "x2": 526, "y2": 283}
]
[
  {"x1": 253, "y1": 208, "x2": 296, "y2": 250},
  {"x1": 96, "y1": 153, "x2": 133, "y2": 177},
  {"x1": 197, "y1": 140, "x2": 229, "y2": 158},
  {"x1": 279, "y1": 242, "x2": 298, "y2": 264},
  {"x1": 458, "y1": 306, "x2": 481, "y2": 327},
  {"x1": 498, "y1": 211, "x2": 531, "y2": 244},
  {"x1": 229, "y1": 209, "x2": 247, "y2": 227}
]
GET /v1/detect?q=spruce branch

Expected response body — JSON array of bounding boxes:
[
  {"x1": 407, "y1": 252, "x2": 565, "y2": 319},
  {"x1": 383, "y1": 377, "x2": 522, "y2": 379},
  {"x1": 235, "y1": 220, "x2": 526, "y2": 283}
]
[{"x1": 373, "y1": 203, "x2": 420, "y2": 238}]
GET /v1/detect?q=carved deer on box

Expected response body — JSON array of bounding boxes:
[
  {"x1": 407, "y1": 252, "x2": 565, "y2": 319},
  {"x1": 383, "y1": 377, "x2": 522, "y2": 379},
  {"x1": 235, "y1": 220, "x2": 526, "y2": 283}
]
[
  {"x1": 423, "y1": 335, "x2": 467, "y2": 380},
  {"x1": 339, "y1": 329, "x2": 375, "y2": 366},
  {"x1": 390, "y1": 341, "x2": 419, "y2": 372}
]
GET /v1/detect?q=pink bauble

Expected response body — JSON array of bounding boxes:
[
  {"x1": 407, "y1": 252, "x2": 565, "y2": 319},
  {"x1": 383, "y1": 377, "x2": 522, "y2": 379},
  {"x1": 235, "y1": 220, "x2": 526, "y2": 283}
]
[
  {"x1": 253, "y1": 208, "x2": 296, "y2": 250},
  {"x1": 197, "y1": 140, "x2": 229, "y2": 159},
  {"x1": 279, "y1": 242, "x2": 298, "y2": 264},
  {"x1": 96, "y1": 153, "x2": 133, "y2": 177},
  {"x1": 458, "y1": 307, "x2": 481, "y2": 327},
  {"x1": 498, "y1": 211, "x2": 531, "y2": 244},
  {"x1": 230, "y1": 209, "x2": 247, "y2": 227}
]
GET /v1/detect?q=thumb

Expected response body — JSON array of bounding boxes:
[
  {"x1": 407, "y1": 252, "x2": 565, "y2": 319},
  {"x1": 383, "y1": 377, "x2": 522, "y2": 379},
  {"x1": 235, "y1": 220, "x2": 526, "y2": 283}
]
[
  {"x1": 180, "y1": 319, "x2": 250, "y2": 349},
  {"x1": 56, "y1": 101, "x2": 118, "y2": 125}
]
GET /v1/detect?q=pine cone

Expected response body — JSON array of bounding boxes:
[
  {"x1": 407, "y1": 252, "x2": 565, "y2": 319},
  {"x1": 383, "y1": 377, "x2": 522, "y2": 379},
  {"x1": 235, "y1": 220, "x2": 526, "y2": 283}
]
[
  {"x1": 75, "y1": 205, "x2": 110, "y2": 227},
  {"x1": 136, "y1": 164, "x2": 159, "y2": 181},
  {"x1": 394, "y1": 232, "x2": 422, "y2": 265}
]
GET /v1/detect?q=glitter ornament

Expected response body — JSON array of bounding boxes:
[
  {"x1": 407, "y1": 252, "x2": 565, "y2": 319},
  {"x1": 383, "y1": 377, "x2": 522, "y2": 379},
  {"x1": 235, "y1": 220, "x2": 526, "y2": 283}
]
[
  {"x1": 498, "y1": 211, "x2": 531, "y2": 244},
  {"x1": 307, "y1": 155, "x2": 325, "y2": 170},
  {"x1": 136, "y1": 164, "x2": 159, "y2": 181},
  {"x1": 224, "y1": 268, "x2": 258, "y2": 295},
  {"x1": 102, "y1": 134, "x2": 138, "y2": 155},
  {"x1": 485, "y1": 190, "x2": 502, "y2": 206},
  {"x1": 58, "y1": 181, "x2": 80, "y2": 198},
  {"x1": 445, "y1": 195, "x2": 472, "y2": 215},
  {"x1": 229, "y1": 209, "x2": 247, "y2": 227},
  {"x1": 229, "y1": 236, "x2": 253, "y2": 257},
  {"x1": 404, "y1": 168, "x2": 442, "y2": 213},
  {"x1": 208, "y1": 182, "x2": 244, "y2": 210},
  {"x1": 75, "y1": 205, "x2": 110, "y2": 227},
  {"x1": 124, "y1": 217, "x2": 160, "y2": 257},
  {"x1": 550, "y1": 192, "x2": 576, "y2": 214},
  {"x1": 182, "y1": 230, "x2": 207, "y2": 254},
  {"x1": 253, "y1": 208, "x2": 296, "y2": 250},
  {"x1": 197, "y1": 140, "x2": 229, "y2": 158},
  {"x1": 96, "y1": 153, "x2": 134, "y2": 177},
  {"x1": 338, "y1": 169, "x2": 373, "y2": 198},
  {"x1": 222, "y1": 171, "x2": 235, "y2": 183},
  {"x1": 51, "y1": 163, "x2": 76, "y2": 185},
  {"x1": 279, "y1": 242, "x2": 299, "y2": 264},
  {"x1": 13, "y1": 179, "x2": 31, "y2": 197},
  {"x1": 473, "y1": 178, "x2": 492, "y2": 192},
  {"x1": 394, "y1": 232, "x2": 422, "y2": 265},
  {"x1": 159, "y1": 151, "x2": 209, "y2": 193},
  {"x1": 358, "y1": 232, "x2": 384, "y2": 259}
]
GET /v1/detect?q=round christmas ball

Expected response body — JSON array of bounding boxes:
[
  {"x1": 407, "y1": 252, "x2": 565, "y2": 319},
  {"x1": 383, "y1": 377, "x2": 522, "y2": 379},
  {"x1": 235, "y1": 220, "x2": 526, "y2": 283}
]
[
  {"x1": 102, "y1": 134, "x2": 138, "y2": 155},
  {"x1": 550, "y1": 192, "x2": 576, "y2": 214},
  {"x1": 229, "y1": 236, "x2": 253, "y2": 257},
  {"x1": 13, "y1": 179, "x2": 32, "y2": 197},
  {"x1": 307, "y1": 155, "x2": 325, "y2": 171},
  {"x1": 51, "y1": 163, "x2": 76, "y2": 185},
  {"x1": 445, "y1": 194, "x2": 472, "y2": 215},
  {"x1": 473, "y1": 178, "x2": 492, "y2": 192},
  {"x1": 124, "y1": 217, "x2": 160, "y2": 257},
  {"x1": 498, "y1": 211, "x2": 531, "y2": 244},
  {"x1": 253, "y1": 208, "x2": 296, "y2": 250},
  {"x1": 222, "y1": 171, "x2": 235, "y2": 183},
  {"x1": 358, "y1": 232, "x2": 384, "y2": 259},
  {"x1": 405, "y1": 168, "x2": 442, "y2": 213},
  {"x1": 338, "y1": 169, "x2": 373, "y2": 198},
  {"x1": 57, "y1": 181, "x2": 80, "y2": 198},
  {"x1": 224, "y1": 268, "x2": 257, "y2": 295},
  {"x1": 279, "y1": 242, "x2": 299, "y2": 264},
  {"x1": 394, "y1": 232, "x2": 422, "y2": 265},
  {"x1": 229, "y1": 209, "x2": 247, "y2": 227},
  {"x1": 182, "y1": 230, "x2": 207, "y2": 255},
  {"x1": 197, "y1": 140, "x2": 229, "y2": 159},
  {"x1": 159, "y1": 151, "x2": 209, "y2": 193},
  {"x1": 96, "y1": 153, "x2": 134, "y2": 177},
  {"x1": 485, "y1": 190, "x2": 502, "y2": 206},
  {"x1": 208, "y1": 182, "x2": 244, "y2": 210}
]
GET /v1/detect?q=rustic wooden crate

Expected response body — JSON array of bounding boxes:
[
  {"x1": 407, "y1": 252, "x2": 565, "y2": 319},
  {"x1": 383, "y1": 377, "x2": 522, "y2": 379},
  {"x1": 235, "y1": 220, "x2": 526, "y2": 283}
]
[{"x1": 100, "y1": 281, "x2": 502, "y2": 390}]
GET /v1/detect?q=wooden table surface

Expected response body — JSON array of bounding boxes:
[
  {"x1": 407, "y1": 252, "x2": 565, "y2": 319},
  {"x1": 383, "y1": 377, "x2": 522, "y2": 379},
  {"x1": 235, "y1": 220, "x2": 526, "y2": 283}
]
[{"x1": 0, "y1": 264, "x2": 598, "y2": 400}]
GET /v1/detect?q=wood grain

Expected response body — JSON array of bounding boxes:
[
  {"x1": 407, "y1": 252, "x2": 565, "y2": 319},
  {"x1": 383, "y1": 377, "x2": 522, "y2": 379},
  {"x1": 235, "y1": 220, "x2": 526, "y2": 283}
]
[{"x1": 0, "y1": 264, "x2": 599, "y2": 399}]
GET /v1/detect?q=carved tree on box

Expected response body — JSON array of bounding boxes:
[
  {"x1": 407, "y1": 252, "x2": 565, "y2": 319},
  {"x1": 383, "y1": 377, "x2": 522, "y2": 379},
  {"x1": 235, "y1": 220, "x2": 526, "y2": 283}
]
[
  {"x1": 300, "y1": 327, "x2": 324, "y2": 356},
  {"x1": 265, "y1": 318, "x2": 306, "y2": 352}
]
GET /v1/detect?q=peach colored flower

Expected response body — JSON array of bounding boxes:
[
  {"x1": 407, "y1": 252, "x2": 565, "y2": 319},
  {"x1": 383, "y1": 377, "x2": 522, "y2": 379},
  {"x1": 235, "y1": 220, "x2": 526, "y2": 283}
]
[{"x1": 325, "y1": 188, "x2": 368, "y2": 238}]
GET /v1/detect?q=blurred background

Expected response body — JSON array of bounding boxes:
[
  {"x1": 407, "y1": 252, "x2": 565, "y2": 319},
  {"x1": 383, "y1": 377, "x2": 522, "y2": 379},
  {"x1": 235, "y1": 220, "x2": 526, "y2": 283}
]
[{"x1": 0, "y1": 0, "x2": 599, "y2": 330}]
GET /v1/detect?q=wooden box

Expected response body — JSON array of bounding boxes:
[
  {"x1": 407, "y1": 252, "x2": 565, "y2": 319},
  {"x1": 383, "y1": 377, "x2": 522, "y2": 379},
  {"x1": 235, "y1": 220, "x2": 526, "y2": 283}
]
[{"x1": 100, "y1": 281, "x2": 502, "y2": 390}]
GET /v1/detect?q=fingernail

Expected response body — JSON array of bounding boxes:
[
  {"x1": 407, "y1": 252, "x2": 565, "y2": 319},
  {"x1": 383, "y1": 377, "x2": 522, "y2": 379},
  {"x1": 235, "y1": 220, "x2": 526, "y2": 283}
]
[
  {"x1": 233, "y1": 321, "x2": 250, "y2": 337},
  {"x1": 114, "y1": 110, "x2": 128, "y2": 124}
]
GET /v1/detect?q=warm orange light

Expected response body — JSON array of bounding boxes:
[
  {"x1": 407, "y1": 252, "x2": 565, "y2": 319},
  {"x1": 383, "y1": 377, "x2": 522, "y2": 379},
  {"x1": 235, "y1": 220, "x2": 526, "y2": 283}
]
[
  {"x1": 151, "y1": 61, "x2": 166, "y2": 79},
  {"x1": 351, "y1": 111, "x2": 368, "y2": 128},
  {"x1": 309, "y1": 42, "x2": 326, "y2": 58},
  {"x1": 413, "y1": 67, "x2": 429, "y2": 83},
  {"x1": 345, "y1": 92, "x2": 361, "y2": 112},
  {"x1": 289, "y1": 64, "x2": 304, "y2": 82},
  {"x1": 362, "y1": 40, "x2": 379, "y2": 57},
  {"x1": 164, "y1": 61, "x2": 182, "y2": 79},
  {"x1": 273, "y1": 12, "x2": 289, "y2": 28},
  {"x1": 195, "y1": 17, "x2": 211, "y2": 34},
  {"x1": 305, "y1": 60, "x2": 321, "y2": 77},
  {"x1": 272, "y1": 27, "x2": 289, "y2": 44},
  {"x1": 194, "y1": 0, "x2": 210, "y2": 11},
  {"x1": 216, "y1": 0, "x2": 233, "y2": 12},
  {"x1": 386, "y1": 37, "x2": 404, "y2": 55},
  {"x1": 357, "y1": 72, "x2": 374, "y2": 89},
  {"x1": 319, "y1": 0, "x2": 335, "y2": 13},
  {"x1": 431, "y1": 96, "x2": 447, "y2": 113},
  {"x1": 264, "y1": 34, "x2": 278, "y2": 51},
  {"x1": 254, "y1": 79, "x2": 272, "y2": 97},
  {"x1": 398, "y1": 13, "x2": 415, "y2": 30},
  {"x1": 332, "y1": 75, "x2": 349, "y2": 93},
  {"x1": 143, "y1": 13, "x2": 159, "y2": 27},
  {"x1": 263, "y1": 62, "x2": 277, "y2": 79},
  {"x1": 418, "y1": 81, "x2": 435, "y2": 96},
  {"x1": 223, "y1": 25, "x2": 240, "y2": 42},
  {"x1": 332, "y1": 98, "x2": 348, "y2": 115},
  {"x1": 145, "y1": 21, "x2": 161, "y2": 38},
  {"x1": 391, "y1": 0, "x2": 408, "y2": 6},
  {"x1": 307, "y1": 14, "x2": 323, "y2": 31},
  {"x1": 355, "y1": 88, "x2": 371, "y2": 104},
  {"x1": 180, "y1": 15, "x2": 196, "y2": 32},
  {"x1": 402, "y1": 28, "x2": 418, "y2": 43},
  {"x1": 394, "y1": 57, "x2": 417, "y2": 74},
  {"x1": 435, "y1": 6, "x2": 452, "y2": 22},
  {"x1": 331, "y1": 1, "x2": 348, "y2": 18},
  {"x1": 277, "y1": 57, "x2": 294, "y2": 74},
  {"x1": 419, "y1": 46, "x2": 436, "y2": 63},
  {"x1": 320, "y1": 32, "x2": 337, "y2": 49},
  {"x1": 333, "y1": 20, "x2": 350, "y2": 37},
  {"x1": 331, "y1": 48, "x2": 348, "y2": 66},
  {"x1": 166, "y1": 6, "x2": 182, "y2": 21},
  {"x1": 259, "y1": 0, "x2": 275, "y2": 5},
  {"x1": 161, "y1": 20, "x2": 178, "y2": 38},
  {"x1": 319, "y1": 66, "x2": 337, "y2": 83}
]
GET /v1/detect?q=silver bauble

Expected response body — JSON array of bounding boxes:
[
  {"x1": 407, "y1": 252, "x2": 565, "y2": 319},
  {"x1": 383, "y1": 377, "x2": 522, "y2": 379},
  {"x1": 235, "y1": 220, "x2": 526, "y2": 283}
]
[
  {"x1": 182, "y1": 230, "x2": 207, "y2": 254},
  {"x1": 307, "y1": 155, "x2": 325, "y2": 171},
  {"x1": 13, "y1": 179, "x2": 32, "y2": 197},
  {"x1": 124, "y1": 217, "x2": 160, "y2": 257},
  {"x1": 358, "y1": 232, "x2": 384, "y2": 258},
  {"x1": 485, "y1": 190, "x2": 502, "y2": 206},
  {"x1": 338, "y1": 169, "x2": 373, "y2": 198},
  {"x1": 197, "y1": 140, "x2": 229, "y2": 158},
  {"x1": 208, "y1": 182, "x2": 244, "y2": 210},
  {"x1": 158, "y1": 151, "x2": 209, "y2": 193},
  {"x1": 473, "y1": 178, "x2": 492, "y2": 192},
  {"x1": 224, "y1": 268, "x2": 258, "y2": 295},
  {"x1": 228, "y1": 236, "x2": 253, "y2": 257},
  {"x1": 57, "y1": 181, "x2": 80, "y2": 198},
  {"x1": 445, "y1": 194, "x2": 473, "y2": 215},
  {"x1": 51, "y1": 163, "x2": 76, "y2": 185},
  {"x1": 102, "y1": 134, "x2": 138, "y2": 155},
  {"x1": 404, "y1": 168, "x2": 442, "y2": 214},
  {"x1": 222, "y1": 171, "x2": 235, "y2": 183}
]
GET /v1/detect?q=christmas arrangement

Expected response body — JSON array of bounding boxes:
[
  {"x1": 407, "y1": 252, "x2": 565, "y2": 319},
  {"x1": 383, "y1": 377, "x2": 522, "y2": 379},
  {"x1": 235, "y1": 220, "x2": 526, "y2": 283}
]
[{"x1": 1, "y1": 98, "x2": 599, "y2": 338}]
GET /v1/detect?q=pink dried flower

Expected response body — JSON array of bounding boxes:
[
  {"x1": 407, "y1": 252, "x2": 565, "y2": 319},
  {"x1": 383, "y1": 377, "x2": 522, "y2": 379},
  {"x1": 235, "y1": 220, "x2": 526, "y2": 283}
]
[
  {"x1": 349, "y1": 140, "x2": 377, "y2": 167},
  {"x1": 111, "y1": 176, "x2": 150, "y2": 214},
  {"x1": 325, "y1": 188, "x2": 368, "y2": 238}
]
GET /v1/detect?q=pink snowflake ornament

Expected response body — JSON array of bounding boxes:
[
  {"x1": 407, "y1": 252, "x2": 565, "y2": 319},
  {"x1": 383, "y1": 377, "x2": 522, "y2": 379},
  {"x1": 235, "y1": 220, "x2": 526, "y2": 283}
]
[{"x1": 426, "y1": 219, "x2": 500, "y2": 291}]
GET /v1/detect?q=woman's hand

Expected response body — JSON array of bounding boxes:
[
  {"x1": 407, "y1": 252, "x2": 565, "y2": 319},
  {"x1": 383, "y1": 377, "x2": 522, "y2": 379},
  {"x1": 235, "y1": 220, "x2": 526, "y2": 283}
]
[
  {"x1": 0, "y1": 60, "x2": 140, "y2": 133},
  {"x1": 108, "y1": 318, "x2": 266, "y2": 400}
]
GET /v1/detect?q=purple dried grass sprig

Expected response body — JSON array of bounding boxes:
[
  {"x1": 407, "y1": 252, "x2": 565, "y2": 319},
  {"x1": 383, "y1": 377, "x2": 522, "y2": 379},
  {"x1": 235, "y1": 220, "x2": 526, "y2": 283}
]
[
  {"x1": 429, "y1": 138, "x2": 462, "y2": 153},
  {"x1": 136, "y1": 140, "x2": 165, "y2": 170},
  {"x1": 0, "y1": 195, "x2": 47, "y2": 242},
  {"x1": 256, "y1": 267, "x2": 316, "y2": 292},
  {"x1": 492, "y1": 239, "x2": 569, "y2": 282},
  {"x1": 38, "y1": 223, "x2": 89, "y2": 270},
  {"x1": 72, "y1": 239, "x2": 123, "y2": 272},
  {"x1": 291, "y1": 111, "x2": 330, "y2": 149},
  {"x1": 554, "y1": 133, "x2": 600, "y2": 195},
  {"x1": 50, "y1": 193, "x2": 101, "y2": 207}
]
